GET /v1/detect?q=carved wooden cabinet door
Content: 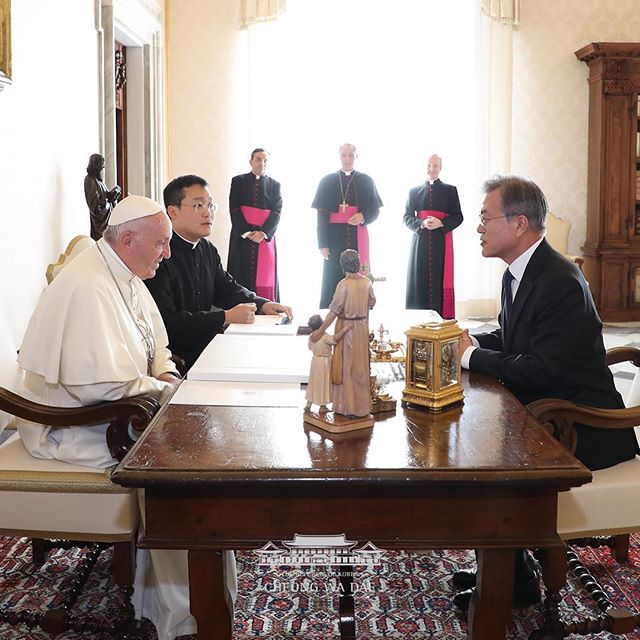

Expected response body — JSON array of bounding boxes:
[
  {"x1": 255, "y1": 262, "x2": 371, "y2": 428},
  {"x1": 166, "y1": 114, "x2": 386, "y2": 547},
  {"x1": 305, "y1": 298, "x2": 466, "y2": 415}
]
[{"x1": 576, "y1": 43, "x2": 640, "y2": 320}]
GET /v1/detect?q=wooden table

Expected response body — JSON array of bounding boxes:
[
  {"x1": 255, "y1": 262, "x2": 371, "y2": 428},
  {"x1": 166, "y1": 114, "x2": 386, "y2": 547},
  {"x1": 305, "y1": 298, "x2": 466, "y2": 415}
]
[{"x1": 112, "y1": 371, "x2": 591, "y2": 640}]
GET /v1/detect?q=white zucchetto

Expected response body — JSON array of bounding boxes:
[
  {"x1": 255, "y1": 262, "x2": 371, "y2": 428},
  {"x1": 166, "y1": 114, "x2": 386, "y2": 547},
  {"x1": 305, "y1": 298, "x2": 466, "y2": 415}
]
[{"x1": 109, "y1": 195, "x2": 164, "y2": 226}]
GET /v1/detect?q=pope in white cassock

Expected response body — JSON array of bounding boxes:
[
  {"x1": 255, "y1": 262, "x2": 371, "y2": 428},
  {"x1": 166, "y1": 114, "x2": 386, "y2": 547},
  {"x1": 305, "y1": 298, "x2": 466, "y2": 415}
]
[{"x1": 16, "y1": 195, "x2": 236, "y2": 640}]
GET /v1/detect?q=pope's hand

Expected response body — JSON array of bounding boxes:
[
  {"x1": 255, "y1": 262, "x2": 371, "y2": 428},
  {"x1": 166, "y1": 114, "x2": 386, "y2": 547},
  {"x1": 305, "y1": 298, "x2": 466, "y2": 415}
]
[{"x1": 156, "y1": 372, "x2": 181, "y2": 394}]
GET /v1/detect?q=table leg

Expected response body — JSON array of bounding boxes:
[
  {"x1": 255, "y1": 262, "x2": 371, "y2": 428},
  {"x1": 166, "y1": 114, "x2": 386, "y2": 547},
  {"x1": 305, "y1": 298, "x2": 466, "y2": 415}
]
[
  {"x1": 468, "y1": 548, "x2": 515, "y2": 640},
  {"x1": 338, "y1": 565, "x2": 356, "y2": 639},
  {"x1": 529, "y1": 543, "x2": 566, "y2": 640},
  {"x1": 188, "y1": 550, "x2": 233, "y2": 640}
]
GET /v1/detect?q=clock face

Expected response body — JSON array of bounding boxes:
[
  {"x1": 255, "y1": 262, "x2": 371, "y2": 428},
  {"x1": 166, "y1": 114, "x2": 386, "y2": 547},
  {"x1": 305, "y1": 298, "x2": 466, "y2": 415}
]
[
  {"x1": 439, "y1": 340, "x2": 460, "y2": 389},
  {"x1": 410, "y1": 340, "x2": 433, "y2": 391}
]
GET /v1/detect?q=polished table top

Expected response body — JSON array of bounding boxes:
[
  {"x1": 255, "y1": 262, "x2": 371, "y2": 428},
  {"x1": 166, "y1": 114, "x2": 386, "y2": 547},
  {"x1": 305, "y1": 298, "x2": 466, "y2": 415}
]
[
  {"x1": 113, "y1": 371, "x2": 590, "y2": 491},
  {"x1": 112, "y1": 371, "x2": 592, "y2": 640}
]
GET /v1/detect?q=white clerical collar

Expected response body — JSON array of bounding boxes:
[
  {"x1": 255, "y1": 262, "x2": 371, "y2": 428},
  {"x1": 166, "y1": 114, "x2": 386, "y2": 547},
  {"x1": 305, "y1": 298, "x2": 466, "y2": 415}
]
[
  {"x1": 341, "y1": 170, "x2": 353, "y2": 176},
  {"x1": 175, "y1": 231, "x2": 200, "y2": 249},
  {"x1": 98, "y1": 237, "x2": 136, "y2": 281},
  {"x1": 428, "y1": 179, "x2": 437, "y2": 185},
  {"x1": 252, "y1": 173, "x2": 263, "y2": 179}
]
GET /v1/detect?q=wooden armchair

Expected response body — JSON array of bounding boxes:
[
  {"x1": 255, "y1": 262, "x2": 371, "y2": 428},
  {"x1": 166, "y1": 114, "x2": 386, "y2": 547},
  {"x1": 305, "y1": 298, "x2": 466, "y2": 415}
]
[
  {"x1": 0, "y1": 387, "x2": 159, "y2": 637},
  {"x1": 527, "y1": 346, "x2": 640, "y2": 638}
]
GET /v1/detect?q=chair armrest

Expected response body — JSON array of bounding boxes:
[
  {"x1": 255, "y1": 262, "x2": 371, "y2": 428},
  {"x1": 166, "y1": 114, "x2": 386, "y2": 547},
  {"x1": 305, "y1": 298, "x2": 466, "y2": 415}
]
[
  {"x1": 0, "y1": 387, "x2": 160, "y2": 461},
  {"x1": 527, "y1": 398, "x2": 640, "y2": 455},
  {"x1": 565, "y1": 254, "x2": 584, "y2": 270},
  {"x1": 171, "y1": 353, "x2": 189, "y2": 377},
  {"x1": 605, "y1": 346, "x2": 640, "y2": 367}
]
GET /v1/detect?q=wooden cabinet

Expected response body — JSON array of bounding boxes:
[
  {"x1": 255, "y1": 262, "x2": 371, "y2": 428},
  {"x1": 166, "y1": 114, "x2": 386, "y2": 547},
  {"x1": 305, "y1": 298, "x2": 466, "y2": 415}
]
[{"x1": 576, "y1": 43, "x2": 640, "y2": 321}]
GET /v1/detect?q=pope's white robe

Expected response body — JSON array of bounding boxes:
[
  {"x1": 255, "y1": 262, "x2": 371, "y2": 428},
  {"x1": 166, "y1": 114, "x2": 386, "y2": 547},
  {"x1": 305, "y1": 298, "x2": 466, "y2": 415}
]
[
  {"x1": 17, "y1": 238, "x2": 176, "y2": 467},
  {"x1": 16, "y1": 238, "x2": 236, "y2": 640}
]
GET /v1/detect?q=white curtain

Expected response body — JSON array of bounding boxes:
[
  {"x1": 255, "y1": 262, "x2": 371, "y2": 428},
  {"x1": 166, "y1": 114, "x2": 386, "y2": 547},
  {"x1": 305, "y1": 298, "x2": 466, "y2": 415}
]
[
  {"x1": 240, "y1": 0, "x2": 286, "y2": 28},
  {"x1": 457, "y1": 6, "x2": 519, "y2": 320},
  {"x1": 480, "y1": 0, "x2": 520, "y2": 26},
  {"x1": 242, "y1": 0, "x2": 508, "y2": 320}
]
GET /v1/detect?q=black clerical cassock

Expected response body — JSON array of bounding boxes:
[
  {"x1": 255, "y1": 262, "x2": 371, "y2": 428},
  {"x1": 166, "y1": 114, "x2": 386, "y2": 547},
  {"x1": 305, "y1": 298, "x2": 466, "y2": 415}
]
[{"x1": 312, "y1": 170, "x2": 382, "y2": 308}]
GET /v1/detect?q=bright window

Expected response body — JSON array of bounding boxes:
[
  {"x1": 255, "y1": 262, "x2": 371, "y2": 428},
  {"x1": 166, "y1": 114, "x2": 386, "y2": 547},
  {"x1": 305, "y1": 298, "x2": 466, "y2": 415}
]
[{"x1": 246, "y1": 0, "x2": 488, "y2": 318}]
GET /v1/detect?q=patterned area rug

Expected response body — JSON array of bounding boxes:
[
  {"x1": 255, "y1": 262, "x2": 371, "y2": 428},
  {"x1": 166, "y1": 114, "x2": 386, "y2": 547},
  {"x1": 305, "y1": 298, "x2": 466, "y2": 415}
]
[{"x1": 0, "y1": 536, "x2": 638, "y2": 639}]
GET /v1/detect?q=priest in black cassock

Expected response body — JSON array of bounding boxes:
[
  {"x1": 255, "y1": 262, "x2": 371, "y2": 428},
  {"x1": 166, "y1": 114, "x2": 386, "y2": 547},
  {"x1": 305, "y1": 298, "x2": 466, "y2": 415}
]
[
  {"x1": 404, "y1": 154, "x2": 463, "y2": 318},
  {"x1": 227, "y1": 148, "x2": 283, "y2": 301},
  {"x1": 145, "y1": 175, "x2": 292, "y2": 370},
  {"x1": 312, "y1": 143, "x2": 383, "y2": 308}
]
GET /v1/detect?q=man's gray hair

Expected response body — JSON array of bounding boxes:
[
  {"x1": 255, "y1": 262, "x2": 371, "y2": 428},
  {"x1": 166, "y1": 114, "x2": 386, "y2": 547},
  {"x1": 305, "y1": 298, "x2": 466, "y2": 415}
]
[
  {"x1": 482, "y1": 175, "x2": 547, "y2": 233},
  {"x1": 103, "y1": 216, "x2": 155, "y2": 245}
]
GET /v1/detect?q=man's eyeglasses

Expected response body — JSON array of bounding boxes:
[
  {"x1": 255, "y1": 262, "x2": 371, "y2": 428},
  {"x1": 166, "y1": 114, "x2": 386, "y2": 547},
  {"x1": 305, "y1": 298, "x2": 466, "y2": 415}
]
[
  {"x1": 478, "y1": 214, "x2": 510, "y2": 226},
  {"x1": 182, "y1": 202, "x2": 218, "y2": 215}
]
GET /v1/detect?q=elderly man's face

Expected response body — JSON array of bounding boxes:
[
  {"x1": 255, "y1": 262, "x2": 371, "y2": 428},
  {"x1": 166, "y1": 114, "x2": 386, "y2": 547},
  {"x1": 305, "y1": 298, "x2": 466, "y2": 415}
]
[
  {"x1": 477, "y1": 189, "x2": 521, "y2": 263},
  {"x1": 127, "y1": 212, "x2": 172, "y2": 279},
  {"x1": 339, "y1": 145, "x2": 357, "y2": 172}
]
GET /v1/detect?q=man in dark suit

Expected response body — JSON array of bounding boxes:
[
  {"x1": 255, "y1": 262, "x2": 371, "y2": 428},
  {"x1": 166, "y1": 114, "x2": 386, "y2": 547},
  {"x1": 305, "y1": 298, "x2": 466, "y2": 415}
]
[{"x1": 453, "y1": 175, "x2": 639, "y2": 610}]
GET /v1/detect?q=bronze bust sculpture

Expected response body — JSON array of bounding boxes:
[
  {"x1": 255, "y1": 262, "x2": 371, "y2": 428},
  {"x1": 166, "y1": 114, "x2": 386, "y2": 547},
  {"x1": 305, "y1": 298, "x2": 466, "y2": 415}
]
[{"x1": 84, "y1": 154, "x2": 121, "y2": 240}]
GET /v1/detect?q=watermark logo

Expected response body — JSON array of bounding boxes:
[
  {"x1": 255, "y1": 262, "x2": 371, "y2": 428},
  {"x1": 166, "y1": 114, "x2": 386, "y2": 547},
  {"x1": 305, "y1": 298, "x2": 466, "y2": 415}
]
[{"x1": 254, "y1": 533, "x2": 385, "y2": 566}]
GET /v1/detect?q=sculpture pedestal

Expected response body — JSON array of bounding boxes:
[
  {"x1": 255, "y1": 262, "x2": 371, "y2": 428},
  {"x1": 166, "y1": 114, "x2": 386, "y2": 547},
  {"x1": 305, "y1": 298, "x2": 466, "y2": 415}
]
[
  {"x1": 303, "y1": 410, "x2": 374, "y2": 434},
  {"x1": 371, "y1": 397, "x2": 396, "y2": 414}
]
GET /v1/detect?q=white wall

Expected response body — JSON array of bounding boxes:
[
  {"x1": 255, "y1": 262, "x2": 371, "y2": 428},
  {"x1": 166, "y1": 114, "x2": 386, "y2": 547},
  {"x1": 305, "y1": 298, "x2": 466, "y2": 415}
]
[
  {"x1": 0, "y1": 0, "x2": 100, "y2": 382},
  {"x1": 512, "y1": 0, "x2": 640, "y2": 255},
  {"x1": 166, "y1": 0, "x2": 248, "y2": 263}
]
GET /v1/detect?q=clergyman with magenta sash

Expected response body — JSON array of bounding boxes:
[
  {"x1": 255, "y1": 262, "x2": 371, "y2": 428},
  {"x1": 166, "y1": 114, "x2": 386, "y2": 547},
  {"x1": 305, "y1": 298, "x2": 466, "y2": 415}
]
[
  {"x1": 404, "y1": 153, "x2": 463, "y2": 318},
  {"x1": 227, "y1": 148, "x2": 283, "y2": 302},
  {"x1": 312, "y1": 143, "x2": 383, "y2": 309}
]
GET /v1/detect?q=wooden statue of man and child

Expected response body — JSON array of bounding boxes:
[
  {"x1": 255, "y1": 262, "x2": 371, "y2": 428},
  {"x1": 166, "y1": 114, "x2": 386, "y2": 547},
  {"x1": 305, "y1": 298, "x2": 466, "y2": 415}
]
[{"x1": 304, "y1": 249, "x2": 376, "y2": 432}]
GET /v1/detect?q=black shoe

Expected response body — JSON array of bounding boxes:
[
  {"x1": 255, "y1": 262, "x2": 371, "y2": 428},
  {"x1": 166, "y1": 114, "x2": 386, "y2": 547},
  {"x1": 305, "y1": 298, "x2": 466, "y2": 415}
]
[
  {"x1": 453, "y1": 574, "x2": 541, "y2": 612},
  {"x1": 452, "y1": 570, "x2": 476, "y2": 590}
]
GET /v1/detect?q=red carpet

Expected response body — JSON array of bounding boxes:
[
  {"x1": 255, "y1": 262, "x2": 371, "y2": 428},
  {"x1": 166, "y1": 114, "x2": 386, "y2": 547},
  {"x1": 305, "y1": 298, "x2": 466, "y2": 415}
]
[{"x1": 0, "y1": 536, "x2": 638, "y2": 639}]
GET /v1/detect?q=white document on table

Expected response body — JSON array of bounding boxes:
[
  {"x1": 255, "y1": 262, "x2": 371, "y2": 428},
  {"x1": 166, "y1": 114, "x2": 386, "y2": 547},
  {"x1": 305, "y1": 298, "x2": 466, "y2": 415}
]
[
  {"x1": 188, "y1": 334, "x2": 311, "y2": 383},
  {"x1": 171, "y1": 380, "x2": 303, "y2": 407},
  {"x1": 225, "y1": 314, "x2": 296, "y2": 336}
]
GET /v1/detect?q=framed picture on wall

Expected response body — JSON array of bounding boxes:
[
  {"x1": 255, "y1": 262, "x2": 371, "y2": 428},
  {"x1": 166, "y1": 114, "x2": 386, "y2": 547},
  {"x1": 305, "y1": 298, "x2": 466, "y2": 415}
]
[{"x1": 0, "y1": 0, "x2": 11, "y2": 90}]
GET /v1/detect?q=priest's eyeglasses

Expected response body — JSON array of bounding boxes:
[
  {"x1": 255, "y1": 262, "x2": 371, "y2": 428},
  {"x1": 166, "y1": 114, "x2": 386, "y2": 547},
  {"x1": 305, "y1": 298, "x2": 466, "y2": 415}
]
[{"x1": 182, "y1": 202, "x2": 218, "y2": 215}]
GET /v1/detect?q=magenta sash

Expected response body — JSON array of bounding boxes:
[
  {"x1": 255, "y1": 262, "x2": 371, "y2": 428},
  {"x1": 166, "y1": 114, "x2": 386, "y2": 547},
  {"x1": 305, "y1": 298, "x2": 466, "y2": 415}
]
[
  {"x1": 417, "y1": 209, "x2": 455, "y2": 318},
  {"x1": 328, "y1": 205, "x2": 370, "y2": 274},
  {"x1": 240, "y1": 205, "x2": 276, "y2": 300}
]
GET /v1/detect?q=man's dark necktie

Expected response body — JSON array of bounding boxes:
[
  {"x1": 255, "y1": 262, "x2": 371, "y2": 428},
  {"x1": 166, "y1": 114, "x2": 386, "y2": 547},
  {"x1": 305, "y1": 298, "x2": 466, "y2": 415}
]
[{"x1": 502, "y1": 268, "x2": 514, "y2": 329}]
